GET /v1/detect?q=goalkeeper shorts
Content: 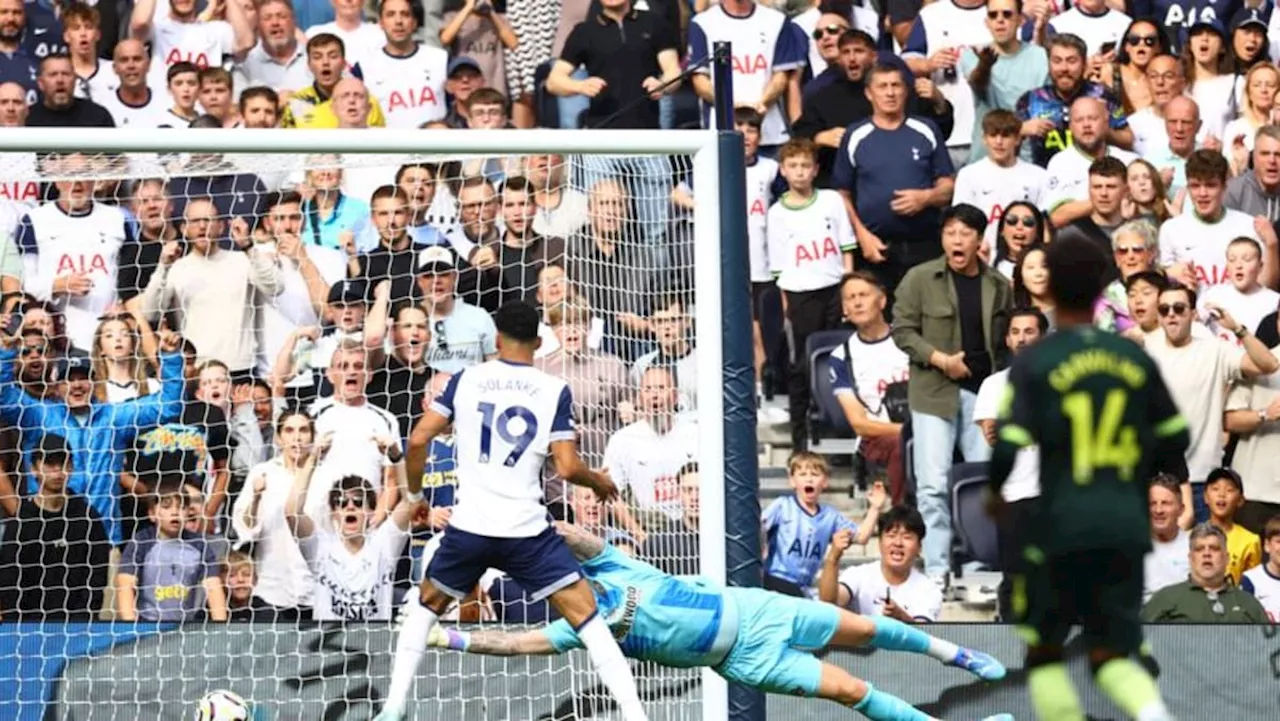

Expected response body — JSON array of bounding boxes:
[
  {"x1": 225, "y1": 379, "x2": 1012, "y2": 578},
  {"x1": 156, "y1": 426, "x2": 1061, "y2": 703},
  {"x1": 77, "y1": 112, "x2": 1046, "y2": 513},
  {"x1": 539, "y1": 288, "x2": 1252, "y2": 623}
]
[{"x1": 714, "y1": 587, "x2": 841, "y2": 697}]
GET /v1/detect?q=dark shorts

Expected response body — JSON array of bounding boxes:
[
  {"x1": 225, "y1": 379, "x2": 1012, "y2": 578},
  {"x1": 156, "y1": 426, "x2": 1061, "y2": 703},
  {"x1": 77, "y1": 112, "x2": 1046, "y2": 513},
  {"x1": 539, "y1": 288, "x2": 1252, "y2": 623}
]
[
  {"x1": 751, "y1": 281, "x2": 775, "y2": 321},
  {"x1": 427, "y1": 525, "x2": 582, "y2": 602},
  {"x1": 1013, "y1": 547, "x2": 1144, "y2": 657}
]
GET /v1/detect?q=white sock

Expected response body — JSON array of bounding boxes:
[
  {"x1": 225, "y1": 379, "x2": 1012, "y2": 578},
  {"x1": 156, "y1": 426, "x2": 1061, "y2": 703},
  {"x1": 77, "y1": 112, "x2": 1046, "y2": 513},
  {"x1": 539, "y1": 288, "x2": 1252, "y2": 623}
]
[
  {"x1": 575, "y1": 614, "x2": 649, "y2": 721},
  {"x1": 384, "y1": 602, "x2": 439, "y2": 713},
  {"x1": 928, "y1": 636, "x2": 960, "y2": 663},
  {"x1": 1136, "y1": 703, "x2": 1176, "y2": 721}
]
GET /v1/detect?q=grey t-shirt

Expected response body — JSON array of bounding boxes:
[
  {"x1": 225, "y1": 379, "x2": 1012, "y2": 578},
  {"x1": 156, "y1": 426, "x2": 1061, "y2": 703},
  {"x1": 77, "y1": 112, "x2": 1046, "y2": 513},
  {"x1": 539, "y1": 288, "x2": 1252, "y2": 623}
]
[{"x1": 119, "y1": 527, "x2": 219, "y2": 622}]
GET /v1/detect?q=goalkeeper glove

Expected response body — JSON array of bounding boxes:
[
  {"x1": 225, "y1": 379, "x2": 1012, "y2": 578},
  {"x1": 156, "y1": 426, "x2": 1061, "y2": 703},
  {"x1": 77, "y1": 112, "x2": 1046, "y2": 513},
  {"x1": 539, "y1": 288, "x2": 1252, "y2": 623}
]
[{"x1": 427, "y1": 625, "x2": 471, "y2": 652}]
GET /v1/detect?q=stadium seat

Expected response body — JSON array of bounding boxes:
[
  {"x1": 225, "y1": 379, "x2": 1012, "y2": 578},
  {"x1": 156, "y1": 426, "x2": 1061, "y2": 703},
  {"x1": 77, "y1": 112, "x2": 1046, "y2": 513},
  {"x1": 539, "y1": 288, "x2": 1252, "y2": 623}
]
[
  {"x1": 948, "y1": 461, "x2": 1000, "y2": 578},
  {"x1": 805, "y1": 329, "x2": 859, "y2": 455}
]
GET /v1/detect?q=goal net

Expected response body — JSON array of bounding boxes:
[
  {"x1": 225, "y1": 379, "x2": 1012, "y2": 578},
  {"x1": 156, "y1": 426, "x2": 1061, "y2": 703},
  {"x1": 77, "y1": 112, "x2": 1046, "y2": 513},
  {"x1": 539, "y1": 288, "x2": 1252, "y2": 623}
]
[{"x1": 0, "y1": 129, "x2": 728, "y2": 721}]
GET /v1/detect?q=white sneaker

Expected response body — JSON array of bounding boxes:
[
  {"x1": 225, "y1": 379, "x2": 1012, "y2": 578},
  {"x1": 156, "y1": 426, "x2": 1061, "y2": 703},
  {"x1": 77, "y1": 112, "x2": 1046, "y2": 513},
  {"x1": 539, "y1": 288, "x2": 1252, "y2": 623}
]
[{"x1": 757, "y1": 406, "x2": 790, "y2": 425}]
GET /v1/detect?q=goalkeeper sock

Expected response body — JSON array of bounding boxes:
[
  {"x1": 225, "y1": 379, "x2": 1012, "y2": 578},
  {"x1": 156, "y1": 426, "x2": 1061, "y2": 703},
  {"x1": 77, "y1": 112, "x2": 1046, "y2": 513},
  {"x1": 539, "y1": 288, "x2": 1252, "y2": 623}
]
[
  {"x1": 866, "y1": 616, "x2": 959, "y2": 663},
  {"x1": 1095, "y1": 658, "x2": 1174, "y2": 721},
  {"x1": 1028, "y1": 663, "x2": 1085, "y2": 721},
  {"x1": 575, "y1": 613, "x2": 649, "y2": 721},
  {"x1": 852, "y1": 683, "x2": 938, "y2": 721},
  {"x1": 384, "y1": 602, "x2": 439, "y2": 713}
]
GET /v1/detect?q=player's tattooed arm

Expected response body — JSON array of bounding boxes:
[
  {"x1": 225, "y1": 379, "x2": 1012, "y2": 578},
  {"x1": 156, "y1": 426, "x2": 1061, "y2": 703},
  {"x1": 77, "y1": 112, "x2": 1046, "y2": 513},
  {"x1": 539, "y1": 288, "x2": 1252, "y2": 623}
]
[
  {"x1": 429, "y1": 626, "x2": 560, "y2": 656},
  {"x1": 554, "y1": 521, "x2": 606, "y2": 560}
]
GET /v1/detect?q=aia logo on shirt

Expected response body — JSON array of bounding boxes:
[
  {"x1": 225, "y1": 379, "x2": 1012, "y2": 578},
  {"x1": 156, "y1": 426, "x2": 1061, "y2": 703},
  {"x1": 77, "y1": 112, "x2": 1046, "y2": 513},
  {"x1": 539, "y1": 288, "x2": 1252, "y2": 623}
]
[
  {"x1": 0, "y1": 181, "x2": 38, "y2": 203},
  {"x1": 749, "y1": 196, "x2": 767, "y2": 216},
  {"x1": 385, "y1": 86, "x2": 440, "y2": 113},
  {"x1": 795, "y1": 237, "x2": 839, "y2": 265},
  {"x1": 56, "y1": 253, "x2": 109, "y2": 275},
  {"x1": 164, "y1": 48, "x2": 215, "y2": 69},
  {"x1": 732, "y1": 53, "x2": 769, "y2": 75}
]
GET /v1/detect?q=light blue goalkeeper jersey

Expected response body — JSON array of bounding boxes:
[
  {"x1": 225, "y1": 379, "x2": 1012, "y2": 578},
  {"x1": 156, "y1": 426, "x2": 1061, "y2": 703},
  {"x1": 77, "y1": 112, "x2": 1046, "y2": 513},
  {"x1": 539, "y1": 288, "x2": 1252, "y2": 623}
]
[{"x1": 543, "y1": 545, "x2": 741, "y2": 669}]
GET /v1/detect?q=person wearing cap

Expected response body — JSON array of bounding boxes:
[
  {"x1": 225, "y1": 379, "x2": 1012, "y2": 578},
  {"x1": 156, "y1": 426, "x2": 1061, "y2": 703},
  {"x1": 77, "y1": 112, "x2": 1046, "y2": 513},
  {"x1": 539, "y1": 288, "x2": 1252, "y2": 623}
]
[
  {"x1": 0, "y1": 330, "x2": 186, "y2": 550},
  {"x1": 0, "y1": 433, "x2": 111, "y2": 619},
  {"x1": 416, "y1": 244, "x2": 498, "y2": 375},
  {"x1": 439, "y1": 55, "x2": 489, "y2": 129},
  {"x1": 1142, "y1": 522, "x2": 1268, "y2": 623},
  {"x1": 273, "y1": 277, "x2": 389, "y2": 401},
  {"x1": 1228, "y1": 6, "x2": 1270, "y2": 72},
  {"x1": 1203, "y1": 466, "x2": 1263, "y2": 583}
]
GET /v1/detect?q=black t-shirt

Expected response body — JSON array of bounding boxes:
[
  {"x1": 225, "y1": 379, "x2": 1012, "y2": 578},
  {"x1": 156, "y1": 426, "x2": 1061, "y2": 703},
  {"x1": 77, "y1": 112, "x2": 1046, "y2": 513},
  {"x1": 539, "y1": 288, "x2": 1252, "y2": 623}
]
[
  {"x1": 367, "y1": 356, "x2": 433, "y2": 440},
  {"x1": 0, "y1": 494, "x2": 110, "y2": 618},
  {"x1": 950, "y1": 269, "x2": 990, "y2": 393},
  {"x1": 354, "y1": 243, "x2": 418, "y2": 304},
  {"x1": 126, "y1": 401, "x2": 232, "y2": 482},
  {"x1": 559, "y1": 9, "x2": 679, "y2": 129},
  {"x1": 116, "y1": 238, "x2": 164, "y2": 302},
  {"x1": 26, "y1": 98, "x2": 116, "y2": 128}
]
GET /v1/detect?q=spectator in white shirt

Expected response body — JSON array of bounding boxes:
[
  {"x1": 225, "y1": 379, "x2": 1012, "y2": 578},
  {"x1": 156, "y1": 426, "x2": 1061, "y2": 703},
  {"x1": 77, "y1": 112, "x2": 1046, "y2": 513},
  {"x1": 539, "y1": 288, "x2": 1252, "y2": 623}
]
[
  {"x1": 1240, "y1": 516, "x2": 1280, "y2": 621},
  {"x1": 64, "y1": 4, "x2": 115, "y2": 104},
  {"x1": 1045, "y1": 96, "x2": 1138, "y2": 228},
  {"x1": 285, "y1": 436, "x2": 413, "y2": 621},
  {"x1": 1127, "y1": 53, "x2": 1193, "y2": 156},
  {"x1": 972, "y1": 305, "x2": 1047, "y2": 620},
  {"x1": 1146, "y1": 282, "x2": 1278, "y2": 525},
  {"x1": 630, "y1": 295, "x2": 697, "y2": 412},
  {"x1": 360, "y1": 0, "x2": 449, "y2": 129},
  {"x1": 1223, "y1": 63, "x2": 1280, "y2": 176},
  {"x1": 130, "y1": 0, "x2": 254, "y2": 75},
  {"x1": 234, "y1": 0, "x2": 312, "y2": 96},
  {"x1": 1143, "y1": 474, "x2": 1191, "y2": 603},
  {"x1": 139, "y1": 197, "x2": 284, "y2": 374},
  {"x1": 161, "y1": 61, "x2": 201, "y2": 126},
  {"x1": 952, "y1": 109, "x2": 1048, "y2": 253},
  {"x1": 818, "y1": 505, "x2": 942, "y2": 623},
  {"x1": 99, "y1": 39, "x2": 169, "y2": 129},
  {"x1": 307, "y1": 0, "x2": 384, "y2": 69},
  {"x1": 1159, "y1": 149, "x2": 1275, "y2": 289},
  {"x1": 1143, "y1": 94, "x2": 1200, "y2": 197},
  {"x1": 1199, "y1": 237, "x2": 1280, "y2": 344},
  {"x1": 603, "y1": 365, "x2": 698, "y2": 538},
  {"x1": 232, "y1": 407, "x2": 318, "y2": 617},
  {"x1": 526, "y1": 154, "x2": 589, "y2": 240}
]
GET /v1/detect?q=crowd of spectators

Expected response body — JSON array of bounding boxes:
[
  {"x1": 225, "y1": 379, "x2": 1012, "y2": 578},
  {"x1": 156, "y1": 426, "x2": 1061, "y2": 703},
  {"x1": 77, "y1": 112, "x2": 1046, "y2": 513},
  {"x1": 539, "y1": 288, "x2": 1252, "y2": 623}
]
[{"x1": 1, "y1": 0, "x2": 1280, "y2": 630}]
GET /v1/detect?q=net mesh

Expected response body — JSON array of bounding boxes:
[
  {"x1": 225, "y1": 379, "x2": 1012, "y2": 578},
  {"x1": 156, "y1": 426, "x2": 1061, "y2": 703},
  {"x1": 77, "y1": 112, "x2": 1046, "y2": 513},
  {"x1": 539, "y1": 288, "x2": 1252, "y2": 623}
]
[{"x1": 0, "y1": 145, "x2": 709, "y2": 720}]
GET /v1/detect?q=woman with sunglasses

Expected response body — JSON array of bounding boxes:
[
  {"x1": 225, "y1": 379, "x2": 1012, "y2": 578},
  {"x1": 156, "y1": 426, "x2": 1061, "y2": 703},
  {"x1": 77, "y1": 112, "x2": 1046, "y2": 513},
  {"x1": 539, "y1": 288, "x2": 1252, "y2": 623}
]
[
  {"x1": 1095, "y1": 219, "x2": 1159, "y2": 333},
  {"x1": 231, "y1": 408, "x2": 320, "y2": 620},
  {"x1": 285, "y1": 431, "x2": 415, "y2": 621},
  {"x1": 1223, "y1": 63, "x2": 1280, "y2": 175},
  {"x1": 992, "y1": 201, "x2": 1047, "y2": 280},
  {"x1": 1103, "y1": 19, "x2": 1168, "y2": 113}
]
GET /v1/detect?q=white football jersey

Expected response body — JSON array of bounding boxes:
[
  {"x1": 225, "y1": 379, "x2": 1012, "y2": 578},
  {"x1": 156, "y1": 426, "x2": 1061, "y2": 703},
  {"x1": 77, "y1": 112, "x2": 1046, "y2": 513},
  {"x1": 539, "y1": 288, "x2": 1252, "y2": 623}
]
[
  {"x1": 305, "y1": 398, "x2": 402, "y2": 519},
  {"x1": 602, "y1": 414, "x2": 699, "y2": 520},
  {"x1": 99, "y1": 90, "x2": 174, "y2": 129},
  {"x1": 151, "y1": 17, "x2": 235, "y2": 71},
  {"x1": 301, "y1": 520, "x2": 408, "y2": 621},
  {"x1": 307, "y1": 22, "x2": 385, "y2": 70},
  {"x1": 432, "y1": 359, "x2": 576, "y2": 538},
  {"x1": 1199, "y1": 283, "x2": 1280, "y2": 345},
  {"x1": 1046, "y1": 8, "x2": 1132, "y2": 57},
  {"x1": 952, "y1": 156, "x2": 1048, "y2": 249},
  {"x1": 17, "y1": 201, "x2": 135, "y2": 349},
  {"x1": 766, "y1": 188, "x2": 855, "y2": 292},
  {"x1": 746, "y1": 156, "x2": 778, "y2": 282},
  {"x1": 1241, "y1": 564, "x2": 1280, "y2": 623},
  {"x1": 836, "y1": 562, "x2": 943, "y2": 622},
  {"x1": 1043, "y1": 145, "x2": 1138, "y2": 211},
  {"x1": 360, "y1": 44, "x2": 449, "y2": 129},
  {"x1": 74, "y1": 62, "x2": 119, "y2": 104},
  {"x1": 0, "y1": 153, "x2": 39, "y2": 210},
  {"x1": 1157, "y1": 208, "x2": 1260, "y2": 287},
  {"x1": 901, "y1": 1, "x2": 992, "y2": 147}
]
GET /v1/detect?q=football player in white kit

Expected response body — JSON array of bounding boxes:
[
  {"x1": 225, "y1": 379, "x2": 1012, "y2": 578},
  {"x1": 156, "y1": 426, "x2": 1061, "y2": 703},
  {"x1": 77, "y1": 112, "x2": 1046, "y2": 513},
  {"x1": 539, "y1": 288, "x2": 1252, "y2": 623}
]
[{"x1": 377, "y1": 301, "x2": 649, "y2": 721}]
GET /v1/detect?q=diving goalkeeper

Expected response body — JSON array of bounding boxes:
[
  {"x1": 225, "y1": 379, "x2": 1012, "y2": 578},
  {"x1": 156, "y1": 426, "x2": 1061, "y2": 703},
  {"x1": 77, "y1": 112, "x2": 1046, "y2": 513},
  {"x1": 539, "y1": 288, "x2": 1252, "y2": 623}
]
[{"x1": 422, "y1": 522, "x2": 1012, "y2": 721}]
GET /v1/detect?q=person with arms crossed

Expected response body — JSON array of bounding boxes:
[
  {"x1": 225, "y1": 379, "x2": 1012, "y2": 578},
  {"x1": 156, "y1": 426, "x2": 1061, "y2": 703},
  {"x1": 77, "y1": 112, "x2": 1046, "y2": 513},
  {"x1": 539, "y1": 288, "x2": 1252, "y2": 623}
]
[
  {"x1": 989, "y1": 235, "x2": 1189, "y2": 721},
  {"x1": 424, "y1": 521, "x2": 1011, "y2": 721},
  {"x1": 377, "y1": 301, "x2": 648, "y2": 721}
]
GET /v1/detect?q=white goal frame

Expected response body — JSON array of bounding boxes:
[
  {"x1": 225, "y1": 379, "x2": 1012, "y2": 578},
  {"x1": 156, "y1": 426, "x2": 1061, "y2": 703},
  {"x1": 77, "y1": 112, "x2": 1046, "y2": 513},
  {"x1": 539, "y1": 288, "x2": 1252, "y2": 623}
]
[{"x1": 0, "y1": 127, "x2": 730, "y2": 720}]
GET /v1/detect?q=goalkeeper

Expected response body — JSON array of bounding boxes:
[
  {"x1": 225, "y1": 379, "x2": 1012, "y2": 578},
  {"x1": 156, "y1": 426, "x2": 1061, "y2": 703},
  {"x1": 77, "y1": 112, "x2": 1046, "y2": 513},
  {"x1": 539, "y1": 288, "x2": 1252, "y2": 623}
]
[{"x1": 422, "y1": 522, "x2": 1012, "y2": 721}]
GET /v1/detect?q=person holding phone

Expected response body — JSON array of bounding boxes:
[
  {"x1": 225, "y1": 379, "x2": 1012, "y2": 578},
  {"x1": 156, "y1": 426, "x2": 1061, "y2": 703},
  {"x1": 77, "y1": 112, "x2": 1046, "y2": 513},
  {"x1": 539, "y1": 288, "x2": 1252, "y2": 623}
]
[{"x1": 818, "y1": 505, "x2": 942, "y2": 623}]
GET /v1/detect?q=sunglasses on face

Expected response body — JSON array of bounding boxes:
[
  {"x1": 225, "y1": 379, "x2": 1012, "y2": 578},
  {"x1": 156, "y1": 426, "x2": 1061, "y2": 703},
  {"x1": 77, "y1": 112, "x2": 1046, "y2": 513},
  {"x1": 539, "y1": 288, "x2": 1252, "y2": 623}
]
[
  {"x1": 21, "y1": 344, "x2": 47, "y2": 356},
  {"x1": 1114, "y1": 246, "x2": 1146, "y2": 255},
  {"x1": 329, "y1": 491, "x2": 369, "y2": 510},
  {"x1": 1004, "y1": 214, "x2": 1036, "y2": 228},
  {"x1": 1157, "y1": 302, "x2": 1189, "y2": 316},
  {"x1": 1126, "y1": 34, "x2": 1159, "y2": 47},
  {"x1": 812, "y1": 25, "x2": 846, "y2": 40},
  {"x1": 987, "y1": 9, "x2": 1016, "y2": 19}
]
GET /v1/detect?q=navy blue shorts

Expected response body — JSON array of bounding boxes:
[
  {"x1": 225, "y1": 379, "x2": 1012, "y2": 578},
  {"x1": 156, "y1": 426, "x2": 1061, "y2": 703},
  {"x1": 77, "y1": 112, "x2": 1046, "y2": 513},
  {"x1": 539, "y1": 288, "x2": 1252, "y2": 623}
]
[{"x1": 427, "y1": 525, "x2": 582, "y2": 602}]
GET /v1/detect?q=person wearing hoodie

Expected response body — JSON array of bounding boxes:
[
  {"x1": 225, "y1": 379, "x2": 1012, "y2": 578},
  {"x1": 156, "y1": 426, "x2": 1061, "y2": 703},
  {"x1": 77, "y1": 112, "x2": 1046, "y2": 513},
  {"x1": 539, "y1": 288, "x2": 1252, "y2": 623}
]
[{"x1": 1226, "y1": 124, "x2": 1280, "y2": 225}]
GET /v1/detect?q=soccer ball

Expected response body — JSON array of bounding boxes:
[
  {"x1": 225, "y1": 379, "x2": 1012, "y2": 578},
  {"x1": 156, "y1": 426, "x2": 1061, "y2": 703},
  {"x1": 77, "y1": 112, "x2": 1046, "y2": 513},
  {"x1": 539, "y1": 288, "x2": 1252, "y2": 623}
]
[{"x1": 194, "y1": 689, "x2": 251, "y2": 721}]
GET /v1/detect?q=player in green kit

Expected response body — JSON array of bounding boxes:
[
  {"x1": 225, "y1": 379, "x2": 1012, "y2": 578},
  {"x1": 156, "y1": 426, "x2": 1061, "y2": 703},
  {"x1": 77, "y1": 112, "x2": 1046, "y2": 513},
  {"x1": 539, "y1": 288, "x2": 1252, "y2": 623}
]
[{"x1": 989, "y1": 236, "x2": 1190, "y2": 721}]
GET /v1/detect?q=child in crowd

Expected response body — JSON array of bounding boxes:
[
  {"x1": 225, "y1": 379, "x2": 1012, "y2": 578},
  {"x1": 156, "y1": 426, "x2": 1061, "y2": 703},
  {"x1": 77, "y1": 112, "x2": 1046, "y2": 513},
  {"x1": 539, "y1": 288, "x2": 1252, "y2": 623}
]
[
  {"x1": 1200, "y1": 237, "x2": 1280, "y2": 344},
  {"x1": 1204, "y1": 467, "x2": 1262, "y2": 584},
  {"x1": 762, "y1": 452, "x2": 883, "y2": 597},
  {"x1": 223, "y1": 550, "x2": 262, "y2": 621},
  {"x1": 115, "y1": 477, "x2": 227, "y2": 622},
  {"x1": 163, "y1": 61, "x2": 201, "y2": 126},
  {"x1": 766, "y1": 138, "x2": 855, "y2": 449},
  {"x1": 1241, "y1": 515, "x2": 1280, "y2": 622}
]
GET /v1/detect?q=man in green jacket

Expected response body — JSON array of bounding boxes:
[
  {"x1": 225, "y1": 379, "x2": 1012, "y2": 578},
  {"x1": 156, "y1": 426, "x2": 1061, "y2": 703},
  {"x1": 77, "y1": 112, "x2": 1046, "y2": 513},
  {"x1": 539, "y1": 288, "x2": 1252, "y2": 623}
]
[
  {"x1": 1142, "y1": 523, "x2": 1268, "y2": 623},
  {"x1": 891, "y1": 204, "x2": 1012, "y2": 587}
]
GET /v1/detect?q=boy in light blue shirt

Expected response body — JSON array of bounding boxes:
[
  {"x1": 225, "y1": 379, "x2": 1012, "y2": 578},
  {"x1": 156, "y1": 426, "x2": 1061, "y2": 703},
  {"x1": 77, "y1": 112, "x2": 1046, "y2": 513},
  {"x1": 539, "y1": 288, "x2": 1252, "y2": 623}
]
[{"x1": 762, "y1": 451, "x2": 884, "y2": 596}]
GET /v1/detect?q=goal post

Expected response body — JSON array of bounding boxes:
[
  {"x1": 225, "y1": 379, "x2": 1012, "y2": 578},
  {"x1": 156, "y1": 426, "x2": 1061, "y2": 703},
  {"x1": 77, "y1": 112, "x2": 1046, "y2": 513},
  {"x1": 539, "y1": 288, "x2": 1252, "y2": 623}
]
[{"x1": 0, "y1": 126, "x2": 754, "y2": 721}]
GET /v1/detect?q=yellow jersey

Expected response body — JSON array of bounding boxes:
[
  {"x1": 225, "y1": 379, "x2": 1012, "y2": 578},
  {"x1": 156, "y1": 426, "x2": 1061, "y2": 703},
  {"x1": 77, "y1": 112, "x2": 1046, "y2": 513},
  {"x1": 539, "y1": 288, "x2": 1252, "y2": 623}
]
[
  {"x1": 1223, "y1": 522, "x2": 1262, "y2": 584},
  {"x1": 281, "y1": 83, "x2": 387, "y2": 129}
]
